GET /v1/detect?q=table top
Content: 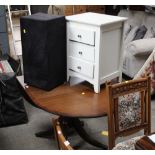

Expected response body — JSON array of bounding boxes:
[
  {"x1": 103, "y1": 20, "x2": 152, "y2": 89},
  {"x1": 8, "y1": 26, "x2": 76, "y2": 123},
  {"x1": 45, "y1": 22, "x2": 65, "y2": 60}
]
[
  {"x1": 66, "y1": 12, "x2": 127, "y2": 26},
  {"x1": 135, "y1": 133, "x2": 155, "y2": 150},
  {"x1": 17, "y1": 76, "x2": 108, "y2": 118}
]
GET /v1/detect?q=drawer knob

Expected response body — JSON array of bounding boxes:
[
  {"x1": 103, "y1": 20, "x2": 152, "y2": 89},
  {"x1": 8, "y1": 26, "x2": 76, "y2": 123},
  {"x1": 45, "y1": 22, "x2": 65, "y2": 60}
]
[
  {"x1": 77, "y1": 66, "x2": 81, "y2": 70},
  {"x1": 79, "y1": 51, "x2": 82, "y2": 55},
  {"x1": 77, "y1": 34, "x2": 82, "y2": 38}
]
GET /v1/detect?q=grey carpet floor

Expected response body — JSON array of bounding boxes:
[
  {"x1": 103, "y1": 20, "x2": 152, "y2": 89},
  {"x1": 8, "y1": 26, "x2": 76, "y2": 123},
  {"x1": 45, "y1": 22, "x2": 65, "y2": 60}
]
[{"x1": 0, "y1": 98, "x2": 155, "y2": 150}]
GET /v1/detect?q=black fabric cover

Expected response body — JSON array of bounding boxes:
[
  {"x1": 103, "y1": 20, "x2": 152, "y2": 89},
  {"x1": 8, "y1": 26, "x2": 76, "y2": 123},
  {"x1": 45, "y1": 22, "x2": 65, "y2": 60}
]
[
  {"x1": 0, "y1": 59, "x2": 28, "y2": 127},
  {"x1": 20, "y1": 13, "x2": 66, "y2": 90},
  {"x1": 133, "y1": 25, "x2": 147, "y2": 41}
]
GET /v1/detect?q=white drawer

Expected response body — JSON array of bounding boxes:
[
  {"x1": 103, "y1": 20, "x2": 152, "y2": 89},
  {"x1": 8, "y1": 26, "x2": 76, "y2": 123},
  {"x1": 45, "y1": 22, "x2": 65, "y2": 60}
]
[
  {"x1": 68, "y1": 25, "x2": 95, "y2": 46},
  {"x1": 69, "y1": 41, "x2": 95, "y2": 62},
  {"x1": 68, "y1": 57, "x2": 94, "y2": 78}
]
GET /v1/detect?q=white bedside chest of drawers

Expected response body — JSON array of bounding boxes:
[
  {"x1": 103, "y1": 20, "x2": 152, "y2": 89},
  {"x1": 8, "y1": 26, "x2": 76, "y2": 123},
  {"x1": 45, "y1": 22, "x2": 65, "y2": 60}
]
[{"x1": 66, "y1": 12, "x2": 127, "y2": 93}]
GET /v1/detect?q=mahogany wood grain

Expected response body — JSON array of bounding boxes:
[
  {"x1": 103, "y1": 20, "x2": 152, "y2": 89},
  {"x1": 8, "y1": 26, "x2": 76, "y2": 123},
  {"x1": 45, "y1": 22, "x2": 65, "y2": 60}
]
[
  {"x1": 107, "y1": 76, "x2": 151, "y2": 149},
  {"x1": 135, "y1": 133, "x2": 155, "y2": 150},
  {"x1": 24, "y1": 83, "x2": 108, "y2": 118},
  {"x1": 17, "y1": 76, "x2": 108, "y2": 149},
  {"x1": 52, "y1": 117, "x2": 73, "y2": 150}
]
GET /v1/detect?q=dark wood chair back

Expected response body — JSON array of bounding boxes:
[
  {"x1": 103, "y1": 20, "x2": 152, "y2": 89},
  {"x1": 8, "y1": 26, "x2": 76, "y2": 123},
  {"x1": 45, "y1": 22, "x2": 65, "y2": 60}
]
[
  {"x1": 52, "y1": 118, "x2": 73, "y2": 150},
  {"x1": 106, "y1": 76, "x2": 151, "y2": 149}
]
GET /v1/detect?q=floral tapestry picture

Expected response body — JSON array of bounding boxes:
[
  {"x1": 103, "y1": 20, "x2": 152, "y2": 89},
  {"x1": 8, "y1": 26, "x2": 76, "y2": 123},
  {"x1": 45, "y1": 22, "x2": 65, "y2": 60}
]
[{"x1": 118, "y1": 92, "x2": 141, "y2": 131}]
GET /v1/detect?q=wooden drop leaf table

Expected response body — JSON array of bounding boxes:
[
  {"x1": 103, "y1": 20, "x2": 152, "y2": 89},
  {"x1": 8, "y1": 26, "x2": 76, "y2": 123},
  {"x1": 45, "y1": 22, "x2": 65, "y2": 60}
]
[{"x1": 17, "y1": 76, "x2": 109, "y2": 149}]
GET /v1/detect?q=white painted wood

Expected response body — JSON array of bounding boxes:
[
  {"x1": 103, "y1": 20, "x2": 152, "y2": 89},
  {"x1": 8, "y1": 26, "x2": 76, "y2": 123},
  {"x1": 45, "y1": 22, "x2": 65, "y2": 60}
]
[
  {"x1": 68, "y1": 24, "x2": 95, "y2": 46},
  {"x1": 66, "y1": 13, "x2": 127, "y2": 93},
  {"x1": 99, "y1": 28, "x2": 122, "y2": 78},
  {"x1": 67, "y1": 70, "x2": 94, "y2": 84},
  {"x1": 68, "y1": 57, "x2": 94, "y2": 78},
  {"x1": 93, "y1": 27, "x2": 101, "y2": 93},
  {"x1": 100, "y1": 71, "x2": 120, "y2": 84},
  {"x1": 66, "y1": 12, "x2": 127, "y2": 27},
  {"x1": 15, "y1": 41, "x2": 22, "y2": 56},
  {"x1": 68, "y1": 41, "x2": 95, "y2": 62},
  {"x1": 69, "y1": 77, "x2": 84, "y2": 86}
]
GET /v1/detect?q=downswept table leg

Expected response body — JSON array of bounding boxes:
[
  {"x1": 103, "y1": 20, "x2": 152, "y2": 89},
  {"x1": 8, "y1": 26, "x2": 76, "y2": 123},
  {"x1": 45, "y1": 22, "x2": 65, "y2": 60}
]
[
  {"x1": 60, "y1": 117, "x2": 108, "y2": 149},
  {"x1": 35, "y1": 128, "x2": 54, "y2": 138}
]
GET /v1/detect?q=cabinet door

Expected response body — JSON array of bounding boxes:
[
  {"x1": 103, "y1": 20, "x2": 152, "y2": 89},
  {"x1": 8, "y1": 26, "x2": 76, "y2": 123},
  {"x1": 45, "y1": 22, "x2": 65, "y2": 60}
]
[
  {"x1": 0, "y1": 6, "x2": 5, "y2": 17},
  {"x1": 0, "y1": 33, "x2": 9, "y2": 55},
  {"x1": 0, "y1": 16, "x2": 7, "y2": 32},
  {"x1": 68, "y1": 25, "x2": 95, "y2": 46}
]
